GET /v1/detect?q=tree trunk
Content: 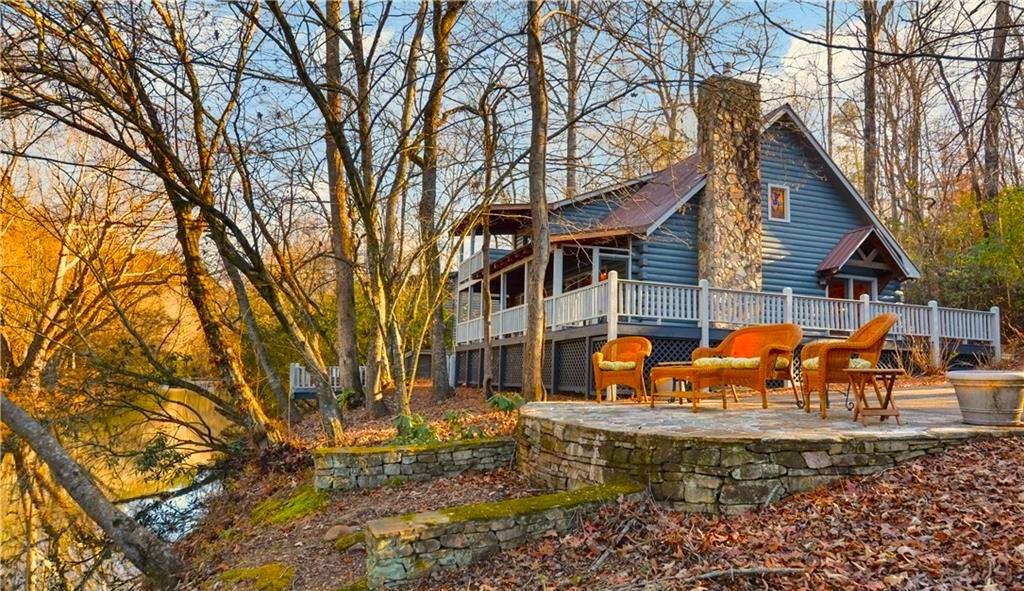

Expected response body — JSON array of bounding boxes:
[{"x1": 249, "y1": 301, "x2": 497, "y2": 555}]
[
  {"x1": 862, "y1": 0, "x2": 879, "y2": 207},
  {"x1": 825, "y1": 0, "x2": 835, "y2": 155},
  {"x1": 326, "y1": 0, "x2": 364, "y2": 401},
  {"x1": 167, "y1": 195, "x2": 281, "y2": 448},
  {"x1": 222, "y1": 255, "x2": 290, "y2": 417},
  {"x1": 563, "y1": 0, "x2": 580, "y2": 201},
  {"x1": 1, "y1": 393, "x2": 183, "y2": 588},
  {"x1": 982, "y1": 0, "x2": 1010, "y2": 236},
  {"x1": 421, "y1": 2, "x2": 464, "y2": 403},
  {"x1": 480, "y1": 220, "x2": 494, "y2": 398},
  {"x1": 524, "y1": 0, "x2": 550, "y2": 402}
]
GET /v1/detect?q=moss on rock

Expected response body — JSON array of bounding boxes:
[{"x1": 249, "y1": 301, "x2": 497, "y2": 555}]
[
  {"x1": 218, "y1": 563, "x2": 294, "y2": 591},
  {"x1": 251, "y1": 484, "x2": 328, "y2": 526},
  {"x1": 397, "y1": 481, "x2": 643, "y2": 524},
  {"x1": 336, "y1": 577, "x2": 369, "y2": 591},
  {"x1": 334, "y1": 529, "x2": 364, "y2": 551}
]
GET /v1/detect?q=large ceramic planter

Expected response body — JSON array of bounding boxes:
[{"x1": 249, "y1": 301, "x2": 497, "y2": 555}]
[{"x1": 947, "y1": 371, "x2": 1024, "y2": 426}]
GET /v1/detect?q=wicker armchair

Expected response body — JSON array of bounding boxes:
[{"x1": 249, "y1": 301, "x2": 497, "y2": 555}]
[
  {"x1": 800, "y1": 313, "x2": 898, "y2": 418},
  {"x1": 691, "y1": 323, "x2": 803, "y2": 409},
  {"x1": 592, "y1": 337, "x2": 653, "y2": 403}
]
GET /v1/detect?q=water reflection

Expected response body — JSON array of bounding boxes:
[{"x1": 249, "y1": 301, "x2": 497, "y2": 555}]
[{"x1": 1, "y1": 387, "x2": 233, "y2": 589}]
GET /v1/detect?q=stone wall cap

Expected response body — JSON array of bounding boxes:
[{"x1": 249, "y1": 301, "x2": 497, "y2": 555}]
[
  {"x1": 314, "y1": 436, "x2": 514, "y2": 456},
  {"x1": 369, "y1": 482, "x2": 644, "y2": 536}
]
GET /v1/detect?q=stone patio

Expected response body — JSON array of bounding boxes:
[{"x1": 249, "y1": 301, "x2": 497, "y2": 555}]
[
  {"x1": 529, "y1": 386, "x2": 1021, "y2": 441},
  {"x1": 516, "y1": 386, "x2": 1024, "y2": 513}
]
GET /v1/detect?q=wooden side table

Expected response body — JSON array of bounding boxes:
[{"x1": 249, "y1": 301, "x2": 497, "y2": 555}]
[
  {"x1": 844, "y1": 368, "x2": 905, "y2": 425},
  {"x1": 649, "y1": 363, "x2": 724, "y2": 412}
]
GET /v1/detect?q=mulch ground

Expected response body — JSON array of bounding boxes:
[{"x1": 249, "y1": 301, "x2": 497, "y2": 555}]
[
  {"x1": 178, "y1": 468, "x2": 542, "y2": 590},
  {"x1": 416, "y1": 436, "x2": 1024, "y2": 591}
]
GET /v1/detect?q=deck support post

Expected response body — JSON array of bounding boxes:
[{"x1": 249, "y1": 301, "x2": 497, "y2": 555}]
[
  {"x1": 288, "y1": 362, "x2": 300, "y2": 398},
  {"x1": 783, "y1": 287, "x2": 793, "y2": 323},
  {"x1": 606, "y1": 271, "x2": 619, "y2": 401},
  {"x1": 553, "y1": 247, "x2": 563, "y2": 296},
  {"x1": 699, "y1": 279, "x2": 710, "y2": 348},
  {"x1": 990, "y1": 306, "x2": 1002, "y2": 362},
  {"x1": 928, "y1": 300, "x2": 941, "y2": 368},
  {"x1": 859, "y1": 294, "x2": 872, "y2": 326},
  {"x1": 606, "y1": 270, "x2": 619, "y2": 340}
]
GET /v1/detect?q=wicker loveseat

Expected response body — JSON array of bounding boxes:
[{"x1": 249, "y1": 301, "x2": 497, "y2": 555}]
[{"x1": 690, "y1": 323, "x2": 804, "y2": 409}]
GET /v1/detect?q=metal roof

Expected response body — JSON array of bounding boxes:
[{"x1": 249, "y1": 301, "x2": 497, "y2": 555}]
[{"x1": 817, "y1": 225, "x2": 911, "y2": 280}]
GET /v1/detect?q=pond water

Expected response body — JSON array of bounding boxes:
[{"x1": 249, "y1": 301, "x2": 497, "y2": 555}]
[{"x1": 1, "y1": 387, "x2": 233, "y2": 588}]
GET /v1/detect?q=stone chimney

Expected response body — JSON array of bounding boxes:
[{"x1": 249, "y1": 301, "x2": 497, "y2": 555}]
[{"x1": 696, "y1": 76, "x2": 763, "y2": 291}]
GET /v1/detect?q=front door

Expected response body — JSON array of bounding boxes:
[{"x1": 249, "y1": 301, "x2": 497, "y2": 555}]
[
  {"x1": 851, "y1": 279, "x2": 873, "y2": 300},
  {"x1": 827, "y1": 277, "x2": 875, "y2": 301},
  {"x1": 826, "y1": 277, "x2": 876, "y2": 333}
]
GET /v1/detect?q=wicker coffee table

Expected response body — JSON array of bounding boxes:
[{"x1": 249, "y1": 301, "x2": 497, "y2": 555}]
[{"x1": 649, "y1": 363, "x2": 725, "y2": 412}]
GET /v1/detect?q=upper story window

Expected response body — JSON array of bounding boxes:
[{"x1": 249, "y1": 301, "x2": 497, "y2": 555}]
[{"x1": 768, "y1": 184, "x2": 790, "y2": 222}]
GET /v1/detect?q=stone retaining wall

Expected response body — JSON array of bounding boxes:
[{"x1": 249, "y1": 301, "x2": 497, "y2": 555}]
[
  {"x1": 364, "y1": 482, "x2": 643, "y2": 589},
  {"x1": 314, "y1": 438, "x2": 515, "y2": 491},
  {"x1": 517, "y1": 415, "x2": 1009, "y2": 514}
]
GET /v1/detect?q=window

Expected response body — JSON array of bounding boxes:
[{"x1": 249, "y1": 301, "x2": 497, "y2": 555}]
[
  {"x1": 596, "y1": 251, "x2": 630, "y2": 282},
  {"x1": 768, "y1": 184, "x2": 790, "y2": 222}
]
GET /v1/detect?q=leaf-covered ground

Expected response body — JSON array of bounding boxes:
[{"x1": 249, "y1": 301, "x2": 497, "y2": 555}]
[
  {"x1": 417, "y1": 436, "x2": 1024, "y2": 590},
  {"x1": 177, "y1": 468, "x2": 541, "y2": 590}
]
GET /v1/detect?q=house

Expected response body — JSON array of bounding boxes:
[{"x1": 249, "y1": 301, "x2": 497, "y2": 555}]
[{"x1": 450, "y1": 76, "x2": 1000, "y2": 396}]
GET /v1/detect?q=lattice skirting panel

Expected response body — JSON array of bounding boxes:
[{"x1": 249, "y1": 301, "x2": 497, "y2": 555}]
[
  {"x1": 502, "y1": 344, "x2": 524, "y2": 389},
  {"x1": 489, "y1": 346, "x2": 500, "y2": 384},
  {"x1": 541, "y1": 341, "x2": 553, "y2": 391},
  {"x1": 457, "y1": 338, "x2": 951, "y2": 395},
  {"x1": 467, "y1": 349, "x2": 481, "y2": 386},
  {"x1": 555, "y1": 339, "x2": 589, "y2": 394},
  {"x1": 456, "y1": 351, "x2": 469, "y2": 385}
]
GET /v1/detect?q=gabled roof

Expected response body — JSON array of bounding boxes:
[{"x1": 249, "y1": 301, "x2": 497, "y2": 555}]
[
  {"x1": 564, "y1": 104, "x2": 919, "y2": 279},
  {"x1": 817, "y1": 225, "x2": 911, "y2": 280},
  {"x1": 765, "y1": 105, "x2": 920, "y2": 279},
  {"x1": 451, "y1": 203, "x2": 532, "y2": 235},
  {"x1": 462, "y1": 103, "x2": 920, "y2": 281},
  {"x1": 818, "y1": 226, "x2": 876, "y2": 274},
  {"x1": 597, "y1": 153, "x2": 702, "y2": 235}
]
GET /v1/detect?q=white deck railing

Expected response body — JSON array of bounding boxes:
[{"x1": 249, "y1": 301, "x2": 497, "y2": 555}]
[
  {"x1": 453, "y1": 272, "x2": 1002, "y2": 363},
  {"x1": 619, "y1": 280, "x2": 700, "y2": 322},
  {"x1": 550, "y1": 282, "x2": 607, "y2": 328},
  {"x1": 288, "y1": 363, "x2": 347, "y2": 392},
  {"x1": 457, "y1": 250, "x2": 486, "y2": 285}
]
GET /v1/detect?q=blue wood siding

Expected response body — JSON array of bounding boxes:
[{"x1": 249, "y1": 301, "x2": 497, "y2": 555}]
[
  {"x1": 544, "y1": 117, "x2": 904, "y2": 297},
  {"x1": 760, "y1": 123, "x2": 899, "y2": 296},
  {"x1": 550, "y1": 195, "x2": 622, "y2": 234},
  {"x1": 632, "y1": 200, "x2": 699, "y2": 284}
]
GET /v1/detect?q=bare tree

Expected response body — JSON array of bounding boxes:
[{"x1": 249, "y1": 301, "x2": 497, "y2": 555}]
[
  {"x1": 862, "y1": 0, "x2": 894, "y2": 208},
  {"x1": 421, "y1": 1, "x2": 466, "y2": 403},
  {"x1": 523, "y1": 0, "x2": 550, "y2": 402},
  {"x1": 325, "y1": 0, "x2": 364, "y2": 403},
  {"x1": 982, "y1": 0, "x2": 1012, "y2": 235}
]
